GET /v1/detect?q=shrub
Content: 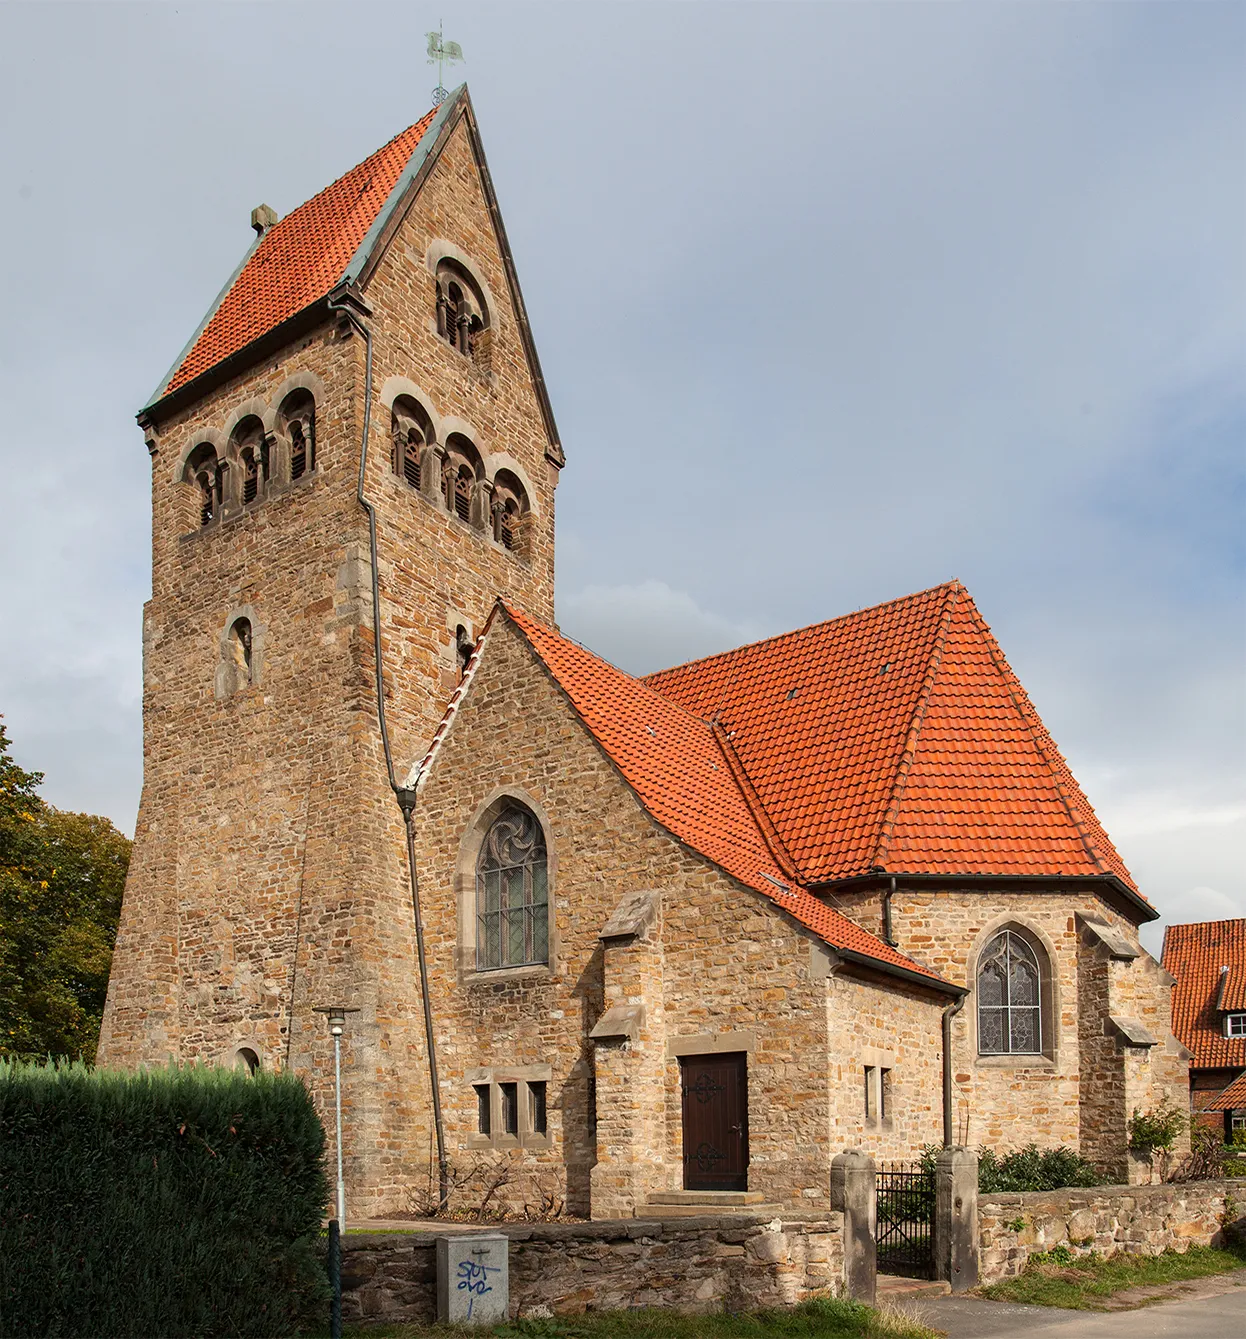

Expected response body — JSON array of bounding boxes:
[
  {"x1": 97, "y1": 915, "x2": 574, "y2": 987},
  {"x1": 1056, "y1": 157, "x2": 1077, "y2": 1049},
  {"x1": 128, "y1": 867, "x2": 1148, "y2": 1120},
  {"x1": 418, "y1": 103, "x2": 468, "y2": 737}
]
[
  {"x1": 1171, "y1": 1124, "x2": 1228, "y2": 1182},
  {"x1": 0, "y1": 1058, "x2": 329, "y2": 1337},
  {"x1": 977, "y1": 1144, "x2": 1100, "y2": 1193},
  {"x1": 1127, "y1": 1099, "x2": 1187, "y2": 1157}
]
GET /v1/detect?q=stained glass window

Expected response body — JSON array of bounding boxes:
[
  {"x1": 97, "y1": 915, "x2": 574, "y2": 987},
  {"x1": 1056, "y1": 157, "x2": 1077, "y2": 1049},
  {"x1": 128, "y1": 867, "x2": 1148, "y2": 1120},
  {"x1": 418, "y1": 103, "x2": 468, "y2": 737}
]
[
  {"x1": 977, "y1": 930, "x2": 1043, "y2": 1055},
  {"x1": 476, "y1": 807, "x2": 549, "y2": 970}
]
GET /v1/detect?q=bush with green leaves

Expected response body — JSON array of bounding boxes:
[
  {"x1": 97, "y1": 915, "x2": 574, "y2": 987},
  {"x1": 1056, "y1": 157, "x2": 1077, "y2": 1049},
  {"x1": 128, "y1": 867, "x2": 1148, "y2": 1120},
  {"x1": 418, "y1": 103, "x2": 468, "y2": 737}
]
[
  {"x1": 1127, "y1": 1099, "x2": 1187, "y2": 1157},
  {"x1": 0, "y1": 1058, "x2": 329, "y2": 1337},
  {"x1": 976, "y1": 1144, "x2": 1101, "y2": 1193}
]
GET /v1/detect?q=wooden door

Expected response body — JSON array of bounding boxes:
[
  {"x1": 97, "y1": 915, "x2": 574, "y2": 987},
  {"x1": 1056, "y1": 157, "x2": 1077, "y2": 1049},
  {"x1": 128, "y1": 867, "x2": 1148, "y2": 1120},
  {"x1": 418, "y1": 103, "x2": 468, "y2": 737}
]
[{"x1": 680, "y1": 1052, "x2": 749, "y2": 1191}]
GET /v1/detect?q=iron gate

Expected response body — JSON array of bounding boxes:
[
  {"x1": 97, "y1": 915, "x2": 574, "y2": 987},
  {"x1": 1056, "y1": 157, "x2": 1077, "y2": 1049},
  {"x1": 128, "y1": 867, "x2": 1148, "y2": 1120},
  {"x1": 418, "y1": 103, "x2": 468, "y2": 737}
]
[{"x1": 876, "y1": 1162, "x2": 934, "y2": 1278}]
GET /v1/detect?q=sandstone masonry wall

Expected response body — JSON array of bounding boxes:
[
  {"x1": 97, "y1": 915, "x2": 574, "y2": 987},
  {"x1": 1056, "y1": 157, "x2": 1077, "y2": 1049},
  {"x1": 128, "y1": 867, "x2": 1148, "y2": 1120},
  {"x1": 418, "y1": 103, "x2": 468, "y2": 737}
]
[
  {"x1": 340, "y1": 1215, "x2": 843, "y2": 1325},
  {"x1": 978, "y1": 1178, "x2": 1246, "y2": 1283}
]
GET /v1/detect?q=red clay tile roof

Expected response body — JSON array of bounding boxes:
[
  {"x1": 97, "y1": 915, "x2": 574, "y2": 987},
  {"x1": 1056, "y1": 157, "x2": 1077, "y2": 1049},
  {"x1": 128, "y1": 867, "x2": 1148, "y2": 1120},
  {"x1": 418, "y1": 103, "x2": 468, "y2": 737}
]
[
  {"x1": 158, "y1": 110, "x2": 439, "y2": 400},
  {"x1": 1219, "y1": 965, "x2": 1246, "y2": 1012},
  {"x1": 1163, "y1": 919, "x2": 1246, "y2": 1068},
  {"x1": 1202, "y1": 1069, "x2": 1246, "y2": 1112},
  {"x1": 484, "y1": 604, "x2": 953, "y2": 988},
  {"x1": 645, "y1": 581, "x2": 1141, "y2": 896}
]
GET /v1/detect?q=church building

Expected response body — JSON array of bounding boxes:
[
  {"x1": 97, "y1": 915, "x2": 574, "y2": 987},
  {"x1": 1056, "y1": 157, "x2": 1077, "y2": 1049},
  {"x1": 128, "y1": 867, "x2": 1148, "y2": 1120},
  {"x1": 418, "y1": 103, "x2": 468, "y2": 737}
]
[{"x1": 98, "y1": 88, "x2": 1189, "y2": 1220}]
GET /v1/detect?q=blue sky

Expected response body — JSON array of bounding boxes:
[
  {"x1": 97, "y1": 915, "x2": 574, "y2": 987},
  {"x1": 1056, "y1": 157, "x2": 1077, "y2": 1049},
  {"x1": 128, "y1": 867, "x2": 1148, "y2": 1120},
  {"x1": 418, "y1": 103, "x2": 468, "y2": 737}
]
[{"x1": 0, "y1": 1, "x2": 1242, "y2": 955}]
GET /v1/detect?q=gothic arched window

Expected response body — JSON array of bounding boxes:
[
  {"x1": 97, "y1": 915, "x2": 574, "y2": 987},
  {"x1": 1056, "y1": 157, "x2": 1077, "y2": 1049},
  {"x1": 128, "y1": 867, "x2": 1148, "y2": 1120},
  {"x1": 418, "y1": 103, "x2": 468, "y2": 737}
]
[
  {"x1": 476, "y1": 807, "x2": 549, "y2": 971},
  {"x1": 977, "y1": 928, "x2": 1045, "y2": 1055}
]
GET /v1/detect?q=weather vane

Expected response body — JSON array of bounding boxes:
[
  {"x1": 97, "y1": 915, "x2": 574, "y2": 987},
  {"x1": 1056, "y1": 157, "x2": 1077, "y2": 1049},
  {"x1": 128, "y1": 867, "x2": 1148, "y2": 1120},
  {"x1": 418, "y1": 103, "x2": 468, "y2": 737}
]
[{"x1": 427, "y1": 22, "x2": 464, "y2": 108}]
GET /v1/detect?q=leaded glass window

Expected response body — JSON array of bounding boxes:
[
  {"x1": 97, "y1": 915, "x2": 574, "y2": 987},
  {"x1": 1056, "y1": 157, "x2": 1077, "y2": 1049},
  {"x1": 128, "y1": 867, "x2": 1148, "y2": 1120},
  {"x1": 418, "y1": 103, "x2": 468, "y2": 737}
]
[
  {"x1": 977, "y1": 930, "x2": 1043, "y2": 1055},
  {"x1": 475, "y1": 808, "x2": 549, "y2": 970}
]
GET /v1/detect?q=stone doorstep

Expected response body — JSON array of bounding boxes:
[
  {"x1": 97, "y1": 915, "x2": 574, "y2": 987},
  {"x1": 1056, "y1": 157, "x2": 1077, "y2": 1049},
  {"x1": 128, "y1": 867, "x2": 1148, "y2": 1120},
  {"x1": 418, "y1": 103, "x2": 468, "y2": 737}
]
[
  {"x1": 647, "y1": 1191, "x2": 771, "y2": 1206},
  {"x1": 876, "y1": 1273, "x2": 951, "y2": 1300},
  {"x1": 639, "y1": 1202, "x2": 785, "y2": 1219}
]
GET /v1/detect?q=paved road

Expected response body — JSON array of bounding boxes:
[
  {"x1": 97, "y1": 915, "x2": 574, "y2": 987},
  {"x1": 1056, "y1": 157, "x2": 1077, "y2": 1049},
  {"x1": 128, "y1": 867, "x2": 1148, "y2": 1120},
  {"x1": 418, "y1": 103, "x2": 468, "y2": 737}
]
[{"x1": 906, "y1": 1276, "x2": 1246, "y2": 1338}]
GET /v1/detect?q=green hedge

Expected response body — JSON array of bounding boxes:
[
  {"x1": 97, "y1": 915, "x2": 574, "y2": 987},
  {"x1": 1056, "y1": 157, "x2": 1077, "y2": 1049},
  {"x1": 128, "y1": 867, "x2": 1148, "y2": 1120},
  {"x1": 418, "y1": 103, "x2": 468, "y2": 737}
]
[{"x1": 0, "y1": 1059, "x2": 329, "y2": 1337}]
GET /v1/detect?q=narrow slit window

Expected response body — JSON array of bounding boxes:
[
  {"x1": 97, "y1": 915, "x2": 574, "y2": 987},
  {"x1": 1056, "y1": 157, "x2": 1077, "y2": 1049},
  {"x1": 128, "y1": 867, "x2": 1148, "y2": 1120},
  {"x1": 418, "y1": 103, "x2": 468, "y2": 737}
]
[
  {"x1": 528, "y1": 1081, "x2": 547, "y2": 1136},
  {"x1": 474, "y1": 1084, "x2": 491, "y2": 1136},
  {"x1": 500, "y1": 1082, "x2": 518, "y2": 1136},
  {"x1": 864, "y1": 1066, "x2": 875, "y2": 1119},
  {"x1": 880, "y1": 1067, "x2": 891, "y2": 1120}
]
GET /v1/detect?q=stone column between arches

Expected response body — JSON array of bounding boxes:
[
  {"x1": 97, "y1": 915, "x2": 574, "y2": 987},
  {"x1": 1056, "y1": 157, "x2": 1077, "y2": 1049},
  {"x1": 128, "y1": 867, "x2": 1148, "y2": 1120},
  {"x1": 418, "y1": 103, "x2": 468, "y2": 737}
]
[{"x1": 588, "y1": 890, "x2": 667, "y2": 1219}]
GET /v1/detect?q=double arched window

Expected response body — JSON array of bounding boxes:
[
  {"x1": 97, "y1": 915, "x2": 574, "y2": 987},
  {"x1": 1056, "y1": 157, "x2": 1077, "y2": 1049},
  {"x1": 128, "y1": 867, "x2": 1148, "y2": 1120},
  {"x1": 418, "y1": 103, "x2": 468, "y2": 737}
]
[
  {"x1": 435, "y1": 258, "x2": 488, "y2": 362},
  {"x1": 977, "y1": 928, "x2": 1046, "y2": 1055},
  {"x1": 475, "y1": 807, "x2": 549, "y2": 971},
  {"x1": 391, "y1": 396, "x2": 434, "y2": 493}
]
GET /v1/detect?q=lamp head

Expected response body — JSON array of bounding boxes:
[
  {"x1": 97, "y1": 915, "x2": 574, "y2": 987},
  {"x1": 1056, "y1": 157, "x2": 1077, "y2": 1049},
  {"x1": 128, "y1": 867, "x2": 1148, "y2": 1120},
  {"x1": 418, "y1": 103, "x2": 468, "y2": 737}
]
[{"x1": 313, "y1": 1004, "x2": 359, "y2": 1036}]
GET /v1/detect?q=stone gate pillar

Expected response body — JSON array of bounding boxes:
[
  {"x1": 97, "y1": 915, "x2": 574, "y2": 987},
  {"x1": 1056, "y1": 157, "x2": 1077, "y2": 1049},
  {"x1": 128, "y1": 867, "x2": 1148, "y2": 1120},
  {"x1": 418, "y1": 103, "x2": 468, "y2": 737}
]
[
  {"x1": 933, "y1": 1146, "x2": 978, "y2": 1292},
  {"x1": 830, "y1": 1149, "x2": 876, "y2": 1304}
]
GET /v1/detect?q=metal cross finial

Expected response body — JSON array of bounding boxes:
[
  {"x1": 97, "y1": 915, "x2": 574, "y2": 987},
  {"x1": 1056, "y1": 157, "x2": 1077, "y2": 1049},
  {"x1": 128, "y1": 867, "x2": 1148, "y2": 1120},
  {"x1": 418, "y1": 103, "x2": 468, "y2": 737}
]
[{"x1": 426, "y1": 21, "x2": 464, "y2": 108}]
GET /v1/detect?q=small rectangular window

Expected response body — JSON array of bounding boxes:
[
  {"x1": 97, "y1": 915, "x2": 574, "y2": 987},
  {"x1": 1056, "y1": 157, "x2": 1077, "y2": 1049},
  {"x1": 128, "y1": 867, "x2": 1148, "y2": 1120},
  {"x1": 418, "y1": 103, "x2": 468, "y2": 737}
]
[
  {"x1": 1226, "y1": 1014, "x2": 1246, "y2": 1038},
  {"x1": 880, "y1": 1067, "x2": 891, "y2": 1121},
  {"x1": 863, "y1": 1066, "x2": 875, "y2": 1119},
  {"x1": 528, "y1": 1080, "x2": 547, "y2": 1136},
  {"x1": 500, "y1": 1082, "x2": 518, "y2": 1136},
  {"x1": 474, "y1": 1084, "x2": 491, "y2": 1136}
]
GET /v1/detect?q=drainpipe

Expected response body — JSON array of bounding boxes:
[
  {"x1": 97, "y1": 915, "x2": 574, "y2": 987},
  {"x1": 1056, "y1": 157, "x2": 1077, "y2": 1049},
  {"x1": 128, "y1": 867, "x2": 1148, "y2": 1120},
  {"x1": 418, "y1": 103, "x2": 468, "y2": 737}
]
[
  {"x1": 942, "y1": 993, "x2": 966, "y2": 1147},
  {"x1": 882, "y1": 875, "x2": 898, "y2": 947},
  {"x1": 327, "y1": 290, "x2": 450, "y2": 1212}
]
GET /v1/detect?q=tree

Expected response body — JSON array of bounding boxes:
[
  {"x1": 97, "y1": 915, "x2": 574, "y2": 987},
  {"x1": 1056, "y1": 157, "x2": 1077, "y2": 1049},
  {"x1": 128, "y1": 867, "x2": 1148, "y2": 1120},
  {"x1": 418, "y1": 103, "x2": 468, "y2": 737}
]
[{"x1": 0, "y1": 717, "x2": 130, "y2": 1059}]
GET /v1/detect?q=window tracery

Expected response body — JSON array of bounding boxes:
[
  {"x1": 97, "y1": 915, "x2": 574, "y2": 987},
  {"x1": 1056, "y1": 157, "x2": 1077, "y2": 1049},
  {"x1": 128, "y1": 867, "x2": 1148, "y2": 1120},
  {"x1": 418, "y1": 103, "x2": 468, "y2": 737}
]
[
  {"x1": 475, "y1": 807, "x2": 549, "y2": 971},
  {"x1": 977, "y1": 928, "x2": 1045, "y2": 1055}
]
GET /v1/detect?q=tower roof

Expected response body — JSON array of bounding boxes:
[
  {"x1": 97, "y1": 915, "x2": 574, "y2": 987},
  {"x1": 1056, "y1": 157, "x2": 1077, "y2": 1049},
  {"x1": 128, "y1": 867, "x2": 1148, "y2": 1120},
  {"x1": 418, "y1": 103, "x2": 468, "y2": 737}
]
[{"x1": 148, "y1": 104, "x2": 445, "y2": 409}]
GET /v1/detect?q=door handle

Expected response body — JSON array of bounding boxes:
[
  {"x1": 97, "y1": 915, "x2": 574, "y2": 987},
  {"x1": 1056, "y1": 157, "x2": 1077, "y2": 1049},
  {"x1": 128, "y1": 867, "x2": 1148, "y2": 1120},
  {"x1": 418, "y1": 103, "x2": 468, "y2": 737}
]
[{"x1": 729, "y1": 1123, "x2": 742, "y2": 1134}]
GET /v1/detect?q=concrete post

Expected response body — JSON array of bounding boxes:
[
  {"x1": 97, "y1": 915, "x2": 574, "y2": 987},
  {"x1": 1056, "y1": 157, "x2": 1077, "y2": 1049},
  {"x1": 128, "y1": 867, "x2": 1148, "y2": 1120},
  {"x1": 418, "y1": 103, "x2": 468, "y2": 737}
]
[
  {"x1": 830, "y1": 1149, "x2": 876, "y2": 1304},
  {"x1": 933, "y1": 1146, "x2": 979, "y2": 1293}
]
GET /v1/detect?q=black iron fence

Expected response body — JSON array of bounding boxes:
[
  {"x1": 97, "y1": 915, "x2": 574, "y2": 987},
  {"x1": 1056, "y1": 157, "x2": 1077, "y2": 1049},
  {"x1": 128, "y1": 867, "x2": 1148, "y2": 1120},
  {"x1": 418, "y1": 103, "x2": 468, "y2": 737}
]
[{"x1": 876, "y1": 1161, "x2": 934, "y2": 1279}]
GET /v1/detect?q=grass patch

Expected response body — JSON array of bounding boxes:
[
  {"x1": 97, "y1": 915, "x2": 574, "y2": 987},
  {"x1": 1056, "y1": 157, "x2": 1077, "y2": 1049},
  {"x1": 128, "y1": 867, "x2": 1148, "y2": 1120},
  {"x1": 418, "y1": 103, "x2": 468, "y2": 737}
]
[
  {"x1": 336, "y1": 1297, "x2": 938, "y2": 1338},
  {"x1": 981, "y1": 1243, "x2": 1246, "y2": 1310}
]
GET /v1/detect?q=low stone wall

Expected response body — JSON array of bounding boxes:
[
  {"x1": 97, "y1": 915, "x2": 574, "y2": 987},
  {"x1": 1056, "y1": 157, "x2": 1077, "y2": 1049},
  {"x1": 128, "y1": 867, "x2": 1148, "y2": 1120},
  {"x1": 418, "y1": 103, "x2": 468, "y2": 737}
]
[
  {"x1": 342, "y1": 1213, "x2": 843, "y2": 1324},
  {"x1": 979, "y1": 1178, "x2": 1246, "y2": 1283}
]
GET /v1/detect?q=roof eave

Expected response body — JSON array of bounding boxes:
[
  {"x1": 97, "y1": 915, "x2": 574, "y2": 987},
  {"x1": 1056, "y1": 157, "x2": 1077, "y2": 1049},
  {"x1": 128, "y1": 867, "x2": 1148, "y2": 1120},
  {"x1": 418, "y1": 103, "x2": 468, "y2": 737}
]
[
  {"x1": 834, "y1": 947, "x2": 966, "y2": 1000},
  {"x1": 815, "y1": 870, "x2": 1157, "y2": 924},
  {"x1": 137, "y1": 294, "x2": 348, "y2": 428}
]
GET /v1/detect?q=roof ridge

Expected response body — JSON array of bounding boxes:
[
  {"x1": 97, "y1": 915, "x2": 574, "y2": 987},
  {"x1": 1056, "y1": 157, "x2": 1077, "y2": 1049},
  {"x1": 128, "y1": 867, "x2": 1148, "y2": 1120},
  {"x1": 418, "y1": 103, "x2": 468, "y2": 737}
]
[
  {"x1": 711, "y1": 722, "x2": 802, "y2": 882},
  {"x1": 869, "y1": 582, "x2": 962, "y2": 870},
  {"x1": 642, "y1": 581, "x2": 961, "y2": 684},
  {"x1": 965, "y1": 595, "x2": 1118, "y2": 884}
]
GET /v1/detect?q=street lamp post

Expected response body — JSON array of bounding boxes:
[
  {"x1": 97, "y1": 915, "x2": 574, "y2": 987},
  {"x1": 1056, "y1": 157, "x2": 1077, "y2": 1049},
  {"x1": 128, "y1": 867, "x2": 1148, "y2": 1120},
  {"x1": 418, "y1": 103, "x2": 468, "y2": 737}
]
[{"x1": 314, "y1": 1005, "x2": 359, "y2": 1227}]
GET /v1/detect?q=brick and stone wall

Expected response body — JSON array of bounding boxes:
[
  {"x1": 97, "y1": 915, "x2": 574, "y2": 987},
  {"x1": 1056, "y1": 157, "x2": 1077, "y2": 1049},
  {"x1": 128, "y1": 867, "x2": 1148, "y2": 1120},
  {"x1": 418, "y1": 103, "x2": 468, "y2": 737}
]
[
  {"x1": 340, "y1": 1214, "x2": 842, "y2": 1325},
  {"x1": 978, "y1": 1178, "x2": 1246, "y2": 1283}
]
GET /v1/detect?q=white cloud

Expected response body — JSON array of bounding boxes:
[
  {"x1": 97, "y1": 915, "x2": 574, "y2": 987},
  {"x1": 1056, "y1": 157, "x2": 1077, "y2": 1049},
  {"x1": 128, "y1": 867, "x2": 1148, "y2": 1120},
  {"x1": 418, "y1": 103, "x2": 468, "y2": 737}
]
[{"x1": 557, "y1": 581, "x2": 761, "y2": 678}]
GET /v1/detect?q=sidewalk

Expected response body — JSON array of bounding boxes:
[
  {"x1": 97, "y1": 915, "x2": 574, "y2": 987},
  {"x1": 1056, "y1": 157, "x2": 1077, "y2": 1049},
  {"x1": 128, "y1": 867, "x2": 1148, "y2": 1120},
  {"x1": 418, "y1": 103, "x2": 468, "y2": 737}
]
[{"x1": 906, "y1": 1271, "x2": 1246, "y2": 1338}]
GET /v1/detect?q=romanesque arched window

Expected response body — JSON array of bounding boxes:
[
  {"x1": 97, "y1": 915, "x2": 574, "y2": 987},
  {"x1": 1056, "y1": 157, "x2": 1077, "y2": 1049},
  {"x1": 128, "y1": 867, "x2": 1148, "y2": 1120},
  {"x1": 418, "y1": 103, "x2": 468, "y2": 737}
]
[
  {"x1": 231, "y1": 617, "x2": 253, "y2": 684},
  {"x1": 476, "y1": 807, "x2": 549, "y2": 971},
  {"x1": 442, "y1": 433, "x2": 483, "y2": 528},
  {"x1": 391, "y1": 396, "x2": 433, "y2": 493},
  {"x1": 279, "y1": 390, "x2": 315, "y2": 481},
  {"x1": 184, "y1": 443, "x2": 221, "y2": 527},
  {"x1": 977, "y1": 928, "x2": 1046, "y2": 1055},
  {"x1": 231, "y1": 416, "x2": 267, "y2": 506},
  {"x1": 491, "y1": 469, "x2": 530, "y2": 555},
  {"x1": 435, "y1": 258, "x2": 488, "y2": 361}
]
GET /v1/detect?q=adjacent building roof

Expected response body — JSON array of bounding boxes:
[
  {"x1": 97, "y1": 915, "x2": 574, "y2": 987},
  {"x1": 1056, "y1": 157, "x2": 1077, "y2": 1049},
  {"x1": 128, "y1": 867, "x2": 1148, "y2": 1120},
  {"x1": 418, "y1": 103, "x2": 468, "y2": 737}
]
[
  {"x1": 646, "y1": 580, "x2": 1142, "y2": 898},
  {"x1": 1201, "y1": 1069, "x2": 1246, "y2": 1113},
  {"x1": 1163, "y1": 918, "x2": 1246, "y2": 1069}
]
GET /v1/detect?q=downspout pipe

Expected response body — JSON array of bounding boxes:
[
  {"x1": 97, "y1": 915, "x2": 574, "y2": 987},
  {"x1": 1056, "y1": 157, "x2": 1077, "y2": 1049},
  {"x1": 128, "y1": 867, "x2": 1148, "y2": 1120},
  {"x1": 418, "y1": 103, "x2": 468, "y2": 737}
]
[
  {"x1": 882, "y1": 875, "x2": 898, "y2": 947},
  {"x1": 328, "y1": 290, "x2": 450, "y2": 1212},
  {"x1": 942, "y1": 993, "x2": 967, "y2": 1147}
]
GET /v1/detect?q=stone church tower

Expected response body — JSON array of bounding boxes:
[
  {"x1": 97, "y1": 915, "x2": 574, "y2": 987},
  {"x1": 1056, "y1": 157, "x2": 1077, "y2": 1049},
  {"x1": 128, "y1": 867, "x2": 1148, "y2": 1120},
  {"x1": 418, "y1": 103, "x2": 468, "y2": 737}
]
[{"x1": 98, "y1": 88, "x2": 563, "y2": 1213}]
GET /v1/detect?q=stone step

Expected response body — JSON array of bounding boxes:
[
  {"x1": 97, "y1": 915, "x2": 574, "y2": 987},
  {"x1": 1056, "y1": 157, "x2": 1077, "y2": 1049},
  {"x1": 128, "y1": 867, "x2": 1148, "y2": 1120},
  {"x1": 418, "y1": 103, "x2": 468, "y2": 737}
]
[
  {"x1": 646, "y1": 1191, "x2": 770, "y2": 1206},
  {"x1": 876, "y1": 1274, "x2": 950, "y2": 1299},
  {"x1": 638, "y1": 1201, "x2": 785, "y2": 1219}
]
